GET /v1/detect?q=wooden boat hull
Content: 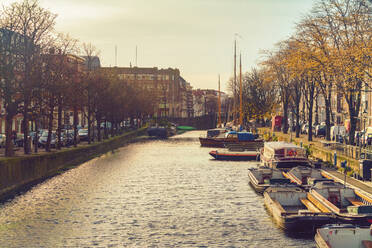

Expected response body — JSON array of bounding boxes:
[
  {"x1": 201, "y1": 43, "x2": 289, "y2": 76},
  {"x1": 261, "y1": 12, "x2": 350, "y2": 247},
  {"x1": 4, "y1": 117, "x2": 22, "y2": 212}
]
[
  {"x1": 308, "y1": 189, "x2": 372, "y2": 226},
  {"x1": 199, "y1": 137, "x2": 263, "y2": 148},
  {"x1": 209, "y1": 150, "x2": 259, "y2": 161},
  {"x1": 264, "y1": 190, "x2": 337, "y2": 233},
  {"x1": 315, "y1": 224, "x2": 372, "y2": 248},
  {"x1": 248, "y1": 170, "x2": 268, "y2": 194}
]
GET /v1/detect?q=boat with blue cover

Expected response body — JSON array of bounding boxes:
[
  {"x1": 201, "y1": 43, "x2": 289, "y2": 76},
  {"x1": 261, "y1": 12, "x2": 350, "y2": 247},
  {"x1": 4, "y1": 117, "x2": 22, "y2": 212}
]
[{"x1": 199, "y1": 130, "x2": 263, "y2": 148}]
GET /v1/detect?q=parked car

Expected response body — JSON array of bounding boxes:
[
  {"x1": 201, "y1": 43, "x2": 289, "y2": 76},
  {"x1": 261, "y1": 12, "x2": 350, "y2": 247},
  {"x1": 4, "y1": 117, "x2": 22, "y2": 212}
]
[
  {"x1": 15, "y1": 133, "x2": 25, "y2": 147},
  {"x1": 301, "y1": 124, "x2": 308, "y2": 134},
  {"x1": 78, "y1": 128, "x2": 89, "y2": 141},
  {"x1": 301, "y1": 123, "x2": 315, "y2": 134},
  {"x1": 65, "y1": 129, "x2": 80, "y2": 145},
  {"x1": 315, "y1": 125, "x2": 326, "y2": 137},
  {"x1": 38, "y1": 131, "x2": 58, "y2": 148},
  {"x1": 0, "y1": 134, "x2": 5, "y2": 147},
  {"x1": 330, "y1": 125, "x2": 346, "y2": 142}
]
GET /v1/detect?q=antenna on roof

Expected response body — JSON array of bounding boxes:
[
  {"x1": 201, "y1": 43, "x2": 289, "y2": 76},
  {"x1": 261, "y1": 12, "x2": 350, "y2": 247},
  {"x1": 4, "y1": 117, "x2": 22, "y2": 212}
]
[{"x1": 115, "y1": 45, "x2": 117, "y2": 67}]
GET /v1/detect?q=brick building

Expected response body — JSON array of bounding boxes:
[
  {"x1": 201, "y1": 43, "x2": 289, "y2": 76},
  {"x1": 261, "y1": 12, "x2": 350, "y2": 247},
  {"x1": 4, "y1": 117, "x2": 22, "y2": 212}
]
[{"x1": 100, "y1": 66, "x2": 193, "y2": 118}]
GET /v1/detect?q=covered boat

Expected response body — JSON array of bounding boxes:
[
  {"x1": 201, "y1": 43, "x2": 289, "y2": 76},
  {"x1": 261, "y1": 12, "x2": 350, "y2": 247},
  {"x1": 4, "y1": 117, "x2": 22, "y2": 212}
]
[
  {"x1": 315, "y1": 224, "x2": 372, "y2": 248},
  {"x1": 308, "y1": 181, "x2": 372, "y2": 226},
  {"x1": 264, "y1": 186, "x2": 336, "y2": 233},
  {"x1": 199, "y1": 130, "x2": 263, "y2": 148},
  {"x1": 248, "y1": 167, "x2": 293, "y2": 194},
  {"x1": 283, "y1": 166, "x2": 332, "y2": 188},
  {"x1": 260, "y1": 142, "x2": 311, "y2": 171},
  {"x1": 147, "y1": 126, "x2": 168, "y2": 138},
  {"x1": 209, "y1": 148, "x2": 259, "y2": 161}
]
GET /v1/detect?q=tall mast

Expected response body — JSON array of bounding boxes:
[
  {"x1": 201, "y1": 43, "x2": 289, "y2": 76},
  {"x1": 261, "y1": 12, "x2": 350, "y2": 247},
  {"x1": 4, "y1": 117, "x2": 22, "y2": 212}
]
[
  {"x1": 233, "y1": 39, "x2": 237, "y2": 125},
  {"x1": 218, "y1": 75, "x2": 221, "y2": 127},
  {"x1": 239, "y1": 53, "x2": 243, "y2": 126}
]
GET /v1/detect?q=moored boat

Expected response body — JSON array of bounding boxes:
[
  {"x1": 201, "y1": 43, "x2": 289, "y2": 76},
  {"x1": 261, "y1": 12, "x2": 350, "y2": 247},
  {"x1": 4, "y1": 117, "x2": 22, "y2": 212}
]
[
  {"x1": 209, "y1": 148, "x2": 259, "y2": 161},
  {"x1": 283, "y1": 166, "x2": 332, "y2": 188},
  {"x1": 199, "y1": 131, "x2": 263, "y2": 148},
  {"x1": 315, "y1": 224, "x2": 372, "y2": 248},
  {"x1": 264, "y1": 186, "x2": 336, "y2": 233},
  {"x1": 308, "y1": 181, "x2": 372, "y2": 226},
  {"x1": 248, "y1": 167, "x2": 292, "y2": 194},
  {"x1": 147, "y1": 126, "x2": 168, "y2": 138},
  {"x1": 260, "y1": 142, "x2": 311, "y2": 171}
]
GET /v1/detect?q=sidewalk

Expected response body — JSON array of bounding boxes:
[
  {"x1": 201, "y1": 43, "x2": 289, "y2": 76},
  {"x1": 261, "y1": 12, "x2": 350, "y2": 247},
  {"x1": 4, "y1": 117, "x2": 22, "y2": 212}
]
[
  {"x1": 322, "y1": 169, "x2": 372, "y2": 196},
  {"x1": 259, "y1": 128, "x2": 372, "y2": 195}
]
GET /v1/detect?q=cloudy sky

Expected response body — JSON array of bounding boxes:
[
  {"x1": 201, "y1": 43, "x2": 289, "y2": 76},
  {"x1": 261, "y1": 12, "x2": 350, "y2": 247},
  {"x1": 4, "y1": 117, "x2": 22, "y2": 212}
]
[{"x1": 3, "y1": 0, "x2": 315, "y2": 91}]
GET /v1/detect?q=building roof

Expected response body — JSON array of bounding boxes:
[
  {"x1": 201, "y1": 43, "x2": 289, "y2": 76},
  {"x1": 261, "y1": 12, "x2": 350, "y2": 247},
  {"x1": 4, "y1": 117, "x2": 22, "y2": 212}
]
[
  {"x1": 81, "y1": 56, "x2": 101, "y2": 70},
  {"x1": 100, "y1": 66, "x2": 180, "y2": 75}
]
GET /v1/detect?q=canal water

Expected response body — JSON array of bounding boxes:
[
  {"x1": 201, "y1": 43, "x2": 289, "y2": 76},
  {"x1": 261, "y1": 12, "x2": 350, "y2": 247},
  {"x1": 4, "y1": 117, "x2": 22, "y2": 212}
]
[{"x1": 0, "y1": 131, "x2": 315, "y2": 247}]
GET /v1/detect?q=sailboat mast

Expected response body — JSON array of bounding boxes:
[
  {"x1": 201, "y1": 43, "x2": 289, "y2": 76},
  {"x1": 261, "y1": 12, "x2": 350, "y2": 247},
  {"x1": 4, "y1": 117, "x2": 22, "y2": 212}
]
[
  {"x1": 233, "y1": 39, "x2": 237, "y2": 125},
  {"x1": 218, "y1": 75, "x2": 221, "y2": 127},
  {"x1": 239, "y1": 54, "x2": 243, "y2": 126}
]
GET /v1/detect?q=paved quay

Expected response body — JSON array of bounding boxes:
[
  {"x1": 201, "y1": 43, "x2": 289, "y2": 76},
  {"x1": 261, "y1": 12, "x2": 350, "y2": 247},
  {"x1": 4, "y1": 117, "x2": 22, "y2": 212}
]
[
  {"x1": 259, "y1": 128, "x2": 372, "y2": 196},
  {"x1": 323, "y1": 169, "x2": 372, "y2": 196}
]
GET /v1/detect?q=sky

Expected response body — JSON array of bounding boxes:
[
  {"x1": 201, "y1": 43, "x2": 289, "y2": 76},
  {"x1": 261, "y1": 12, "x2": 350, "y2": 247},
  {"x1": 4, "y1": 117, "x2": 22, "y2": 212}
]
[{"x1": 2, "y1": 0, "x2": 315, "y2": 92}]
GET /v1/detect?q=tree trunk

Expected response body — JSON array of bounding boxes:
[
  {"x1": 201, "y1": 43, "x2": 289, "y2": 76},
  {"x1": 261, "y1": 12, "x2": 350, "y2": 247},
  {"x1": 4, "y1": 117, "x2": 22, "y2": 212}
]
[
  {"x1": 295, "y1": 102, "x2": 300, "y2": 138},
  {"x1": 325, "y1": 98, "x2": 332, "y2": 141},
  {"x1": 307, "y1": 88, "x2": 315, "y2": 142},
  {"x1": 5, "y1": 115, "x2": 14, "y2": 157},
  {"x1": 73, "y1": 105, "x2": 78, "y2": 147},
  {"x1": 34, "y1": 119, "x2": 38, "y2": 153},
  {"x1": 87, "y1": 102, "x2": 91, "y2": 144},
  {"x1": 315, "y1": 94, "x2": 319, "y2": 125},
  {"x1": 23, "y1": 97, "x2": 30, "y2": 154},
  {"x1": 104, "y1": 121, "x2": 108, "y2": 139},
  {"x1": 46, "y1": 95, "x2": 55, "y2": 152},
  {"x1": 282, "y1": 101, "x2": 289, "y2": 134},
  {"x1": 347, "y1": 90, "x2": 361, "y2": 146},
  {"x1": 57, "y1": 96, "x2": 62, "y2": 150},
  {"x1": 97, "y1": 114, "x2": 102, "y2": 142}
]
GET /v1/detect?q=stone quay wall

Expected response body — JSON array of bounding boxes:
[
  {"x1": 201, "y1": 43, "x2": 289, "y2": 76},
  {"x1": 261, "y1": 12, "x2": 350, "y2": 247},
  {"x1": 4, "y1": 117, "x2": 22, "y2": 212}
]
[{"x1": 0, "y1": 128, "x2": 146, "y2": 200}]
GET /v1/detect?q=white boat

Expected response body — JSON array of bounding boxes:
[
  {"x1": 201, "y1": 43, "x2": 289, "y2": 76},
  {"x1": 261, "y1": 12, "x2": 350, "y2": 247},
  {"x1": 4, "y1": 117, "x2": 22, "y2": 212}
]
[
  {"x1": 283, "y1": 166, "x2": 332, "y2": 188},
  {"x1": 264, "y1": 186, "x2": 336, "y2": 233},
  {"x1": 260, "y1": 142, "x2": 311, "y2": 171},
  {"x1": 308, "y1": 181, "x2": 372, "y2": 226},
  {"x1": 248, "y1": 167, "x2": 292, "y2": 194},
  {"x1": 315, "y1": 224, "x2": 372, "y2": 248}
]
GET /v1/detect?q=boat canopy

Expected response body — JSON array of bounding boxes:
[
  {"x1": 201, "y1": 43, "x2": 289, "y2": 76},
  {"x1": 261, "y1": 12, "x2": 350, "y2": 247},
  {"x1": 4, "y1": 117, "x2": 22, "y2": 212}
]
[
  {"x1": 237, "y1": 132, "x2": 256, "y2": 141},
  {"x1": 207, "y1": 128, "x2": 227, "y2": 137}
]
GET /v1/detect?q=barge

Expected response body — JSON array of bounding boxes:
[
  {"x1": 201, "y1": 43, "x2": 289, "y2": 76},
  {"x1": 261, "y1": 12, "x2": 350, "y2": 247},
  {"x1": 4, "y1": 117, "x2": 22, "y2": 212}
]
[
  {"x1": 260, "y1": 142, "x2": 311, "y2": 171},
  {"x1": 283, "y1": 166, "x2": 332, "y2": 189},
  {"x1": 200, "y1": 131, "x2": 263, "y2": 148},
  {"x1": 248, "y1": 167, "x2": 292, "y2": 194},
  {"x1": 315, "y1": 224, "x2": 372, "y2": 248},
  {"x1": 308, "y1": 181, "x2": 372, "y2": 226},
  {"x1": 264, "y1": 186, "x2": 336, "y2": 233}
]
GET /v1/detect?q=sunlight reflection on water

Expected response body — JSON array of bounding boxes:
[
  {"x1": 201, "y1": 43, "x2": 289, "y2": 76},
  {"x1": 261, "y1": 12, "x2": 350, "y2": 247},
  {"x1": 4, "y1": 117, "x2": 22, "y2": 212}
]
[{"x1": 0, "y1": 131, "x2": 315, "y2": 247}]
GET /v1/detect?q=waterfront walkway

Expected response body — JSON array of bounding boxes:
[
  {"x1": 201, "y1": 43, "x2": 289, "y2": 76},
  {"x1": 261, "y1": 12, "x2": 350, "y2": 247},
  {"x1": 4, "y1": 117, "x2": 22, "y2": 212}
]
[
  {"x1": 323, "y1": 169, "x2": 372, "y2": 195},
  {"x1": 259, "y1": 128, "x2": 372, "y2": 196}
]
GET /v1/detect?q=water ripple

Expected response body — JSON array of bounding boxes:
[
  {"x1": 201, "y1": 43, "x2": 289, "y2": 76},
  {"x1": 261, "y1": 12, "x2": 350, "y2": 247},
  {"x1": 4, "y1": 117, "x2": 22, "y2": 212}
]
[{"x1": 0, "y1": 131, "x2": 315, "y2": 247}]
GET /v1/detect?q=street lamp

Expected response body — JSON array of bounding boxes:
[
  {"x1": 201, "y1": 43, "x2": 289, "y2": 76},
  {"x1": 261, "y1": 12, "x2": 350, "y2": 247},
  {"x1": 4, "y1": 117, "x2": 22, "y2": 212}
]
[{"x1": 363, "y1": 108, "x2": 368, "y2": 158}]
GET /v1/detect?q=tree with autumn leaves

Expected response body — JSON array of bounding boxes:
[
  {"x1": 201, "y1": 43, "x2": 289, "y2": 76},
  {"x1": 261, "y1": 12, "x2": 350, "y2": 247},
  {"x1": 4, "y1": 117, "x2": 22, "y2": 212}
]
[
  {"x1": 0, "y1": 0, "x2": 157, "y2": 157},
  {"x1": 240, "y1": 0, "x2": 371, "y2": 143}
]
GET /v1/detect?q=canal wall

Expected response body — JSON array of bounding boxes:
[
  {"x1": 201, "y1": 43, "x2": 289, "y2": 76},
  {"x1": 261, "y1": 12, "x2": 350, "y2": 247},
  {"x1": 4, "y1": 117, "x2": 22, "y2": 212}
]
[{"x1": 0, "y1": 128, "x2": 147, "y2": 200}]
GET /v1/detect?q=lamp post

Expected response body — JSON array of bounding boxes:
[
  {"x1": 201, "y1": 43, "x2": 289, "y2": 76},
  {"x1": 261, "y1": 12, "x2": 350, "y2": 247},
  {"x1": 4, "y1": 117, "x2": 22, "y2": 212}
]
[{"x1": 363, "y1": 109, "x2": 367, "y2": 159}]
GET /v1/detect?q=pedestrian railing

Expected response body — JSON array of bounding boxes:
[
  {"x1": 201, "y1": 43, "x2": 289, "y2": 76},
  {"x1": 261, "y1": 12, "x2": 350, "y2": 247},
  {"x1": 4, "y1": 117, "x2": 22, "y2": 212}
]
[{"x1": 321, "y1": 142, "x2": 372, "y2": 160}]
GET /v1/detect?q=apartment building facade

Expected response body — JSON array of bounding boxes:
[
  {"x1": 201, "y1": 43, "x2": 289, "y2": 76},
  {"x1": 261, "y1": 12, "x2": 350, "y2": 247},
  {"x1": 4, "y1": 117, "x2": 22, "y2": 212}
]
[{"x1": 100, "y1": 66, "x2": 193, "y2": 118}]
